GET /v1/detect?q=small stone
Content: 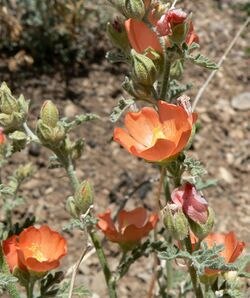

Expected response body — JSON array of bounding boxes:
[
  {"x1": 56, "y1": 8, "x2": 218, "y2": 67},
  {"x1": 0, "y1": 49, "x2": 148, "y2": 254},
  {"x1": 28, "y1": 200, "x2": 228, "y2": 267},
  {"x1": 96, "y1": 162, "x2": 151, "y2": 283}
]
[
  {"x1": 218, "y1": 167, "x2": 234, "y2": 184},
  {"x1": 64, "y1": 103, "x2": 78, "y2": 118},
  {"x1": 231, "y1": 92, "x2": 250, "y2": 110}
]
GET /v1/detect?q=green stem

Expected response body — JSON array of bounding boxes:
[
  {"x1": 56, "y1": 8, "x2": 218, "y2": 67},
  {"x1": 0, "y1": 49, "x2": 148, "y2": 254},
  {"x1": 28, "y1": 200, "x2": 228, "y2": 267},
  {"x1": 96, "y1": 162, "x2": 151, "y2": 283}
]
[
  {"x1": 163, "y1": 173, "x2": 171, "y2": 203},
  {"x1": 0, "y1": 245, "x2": 20, "y2": 298},
  {"x1": 65, "y1": 160, "x2": 80, "y2": 191},
  {"x1": 184, "y1": 238, "x2": 204, "y2": 298},
  {"x1": 159, "y1": 42, "x2": 171, "y2": 101},
  {"x1": 89, "y1": 230, "x2": 117, "y2": 298},
  {"x1": 26, "y1": 280, "x2": 35, "y2": 298},
  {"x1": 166, "y1": 260, "x2": 173, "y2": 292},
  {"x1": 23, "y1": 122, "x2": 40, "y2": 143}
]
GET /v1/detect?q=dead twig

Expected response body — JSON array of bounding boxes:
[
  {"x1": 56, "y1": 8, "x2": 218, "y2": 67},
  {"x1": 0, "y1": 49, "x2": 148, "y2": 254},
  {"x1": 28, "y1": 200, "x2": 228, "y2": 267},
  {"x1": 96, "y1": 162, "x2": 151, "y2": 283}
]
[
  {"x1": 68, "y1": 243, "x2": 92, "y2": 298},
  {"x1": 192, "y1": 17, "x2": 249, "y2": 111}
]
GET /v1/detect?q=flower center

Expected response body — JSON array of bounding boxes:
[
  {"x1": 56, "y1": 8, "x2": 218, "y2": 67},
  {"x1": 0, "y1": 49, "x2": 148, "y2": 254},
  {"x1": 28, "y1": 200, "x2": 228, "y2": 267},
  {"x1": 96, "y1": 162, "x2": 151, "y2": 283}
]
[
  {"x1": 151, "y1": 127, "x2": 165, "y2": 146},
  {"x1": 30, "y1": 243, "x2": 47, "y2": 262}
]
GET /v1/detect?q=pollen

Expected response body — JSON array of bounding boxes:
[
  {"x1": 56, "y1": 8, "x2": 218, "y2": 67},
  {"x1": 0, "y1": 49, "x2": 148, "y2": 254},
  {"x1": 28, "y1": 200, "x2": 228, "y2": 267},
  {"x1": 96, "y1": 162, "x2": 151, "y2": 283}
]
[
  {"x1": 30, "y1": 243, "x2": 47, "y2": 262},
  {"x1": 151, "y1": 127, "x2": 165, "y2": 146}
]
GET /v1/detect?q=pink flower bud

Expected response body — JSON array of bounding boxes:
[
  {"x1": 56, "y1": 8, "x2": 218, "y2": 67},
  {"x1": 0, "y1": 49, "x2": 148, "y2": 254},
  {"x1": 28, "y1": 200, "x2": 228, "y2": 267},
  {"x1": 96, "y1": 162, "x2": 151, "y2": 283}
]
[
  {"x1": 156, "y1": 9, "x2": 187, "y2": 37},
  {"x1": 171, "y1": 183, "x2": 208, "y2": 224}
]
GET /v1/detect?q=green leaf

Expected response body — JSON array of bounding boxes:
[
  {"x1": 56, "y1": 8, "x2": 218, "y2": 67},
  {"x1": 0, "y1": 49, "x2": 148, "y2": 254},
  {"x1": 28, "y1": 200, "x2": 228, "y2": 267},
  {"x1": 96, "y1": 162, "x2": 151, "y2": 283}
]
[
  {"x1": 39, "y1": 271, "x2": 64, "y2": 297},
  {"x1": 168, "y1": 80, "x2": 192, "y2": 99},
  {"x1": 63, "y1": 216, "x2": 98, "y2": 232},
  {"x1": 106, "y1": 51, "x2": 130, "y2": 64},
  {"x1": 57, "y1": 282, "x2": 91, "y2": 298},
  {"x1": 0, "y1": 274, "x2": 18, "y2": 287},
  {"x1": 60, "y1": 114, "x2": 99, "y2": 132},
  {"x1": 159, "y1": 243, "x2": 237, "y2": 276},
  {"x1": 187, "y1": 53, "x2": 218, "y2": 70},
  {"x1": 110, "y1": 98, "x2": 134, "y2": 123}
]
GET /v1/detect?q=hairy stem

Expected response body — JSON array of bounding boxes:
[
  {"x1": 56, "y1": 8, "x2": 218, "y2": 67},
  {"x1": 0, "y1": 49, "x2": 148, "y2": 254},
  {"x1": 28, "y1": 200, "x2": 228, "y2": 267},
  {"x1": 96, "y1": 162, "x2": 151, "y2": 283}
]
[
  {"x1": 23, "y1": 122, "x2": 40, "y2": 143},
  {"x1": 184, "y1": 238, "x2": 204, "y2": 298},
  {"x1": 89, "y1": 230, "x2": 117, "y2": 298}
]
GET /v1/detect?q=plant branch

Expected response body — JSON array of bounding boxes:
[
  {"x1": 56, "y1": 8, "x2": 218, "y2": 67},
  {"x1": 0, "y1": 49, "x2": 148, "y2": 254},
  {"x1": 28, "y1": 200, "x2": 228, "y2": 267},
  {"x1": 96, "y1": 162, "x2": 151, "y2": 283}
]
[
  {"x1": 89, "y1": 230, "x2": 117, "y2": 298},
  {"x1": 23, "y1": 122, "x2": 40, "y2": 143},
  {"x1": 192, "y1": 17, "x2": 250, "y2": 111},
  {"x1": 68, "y1": 243, "x2": 92, "y2": 298}
]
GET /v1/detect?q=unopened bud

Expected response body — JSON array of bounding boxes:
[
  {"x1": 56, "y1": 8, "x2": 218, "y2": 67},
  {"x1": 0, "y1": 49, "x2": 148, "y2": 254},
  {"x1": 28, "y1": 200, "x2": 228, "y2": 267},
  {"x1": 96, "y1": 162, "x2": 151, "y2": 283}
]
[
  {"x1": 190, "y1": 207, "x2": 215, "y2": 240},
  {"x1": 122, "y1": 77, "x2": 152, "y2": 100},
  {"x1": 107, "y1": 20, "x2": 130, "y2": 52},
  {"x1": 66, "y1": 196, "x2": 79, "y2": 218},
  {"x1": 15, "y1": 163, "x2": 34, "y2": 181},
  {"x1": 170, "y1": 60, "x2": 184, "y2": 79},
  {"x1": 168, "y1": 22, "x2": 189, "y2": 45},
  {"x1": 131, "y1": 49, "x2": 157, "y2": 86},
  {"x1": 0, "y1": 112, "x2": 25, "y2": 133},
  {"x1": 0, "y1": 82, "x2": 19, "y2": 114},
  {"x1": 40, "y1": 100, "x2": 59, "y2": 128},
  {"x1": 9, "y1": 130, "x2": 27, "y2": 151},
  {"x1": 74, "y1": 180, "x2": 94, "y2": 215},
  {"x1": 36, "y1": 120, "x2": 65, "y2": 147},
  {"x1": 163, "y1": 204, "x2": 189, "y2": 240},
  {"x1": 116, "y1": 0, "x2": 145, "y2": 21}
]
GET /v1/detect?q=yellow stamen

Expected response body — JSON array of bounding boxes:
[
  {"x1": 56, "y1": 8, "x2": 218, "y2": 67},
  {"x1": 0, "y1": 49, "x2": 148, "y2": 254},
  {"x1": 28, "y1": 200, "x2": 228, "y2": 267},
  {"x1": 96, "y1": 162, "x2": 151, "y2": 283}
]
[
  {"x1": 151, "y1": 127, "x2": 165, "y2": 146},
  {"x1": 30, "y1": 243, "x2": 47, "y2": 262}
]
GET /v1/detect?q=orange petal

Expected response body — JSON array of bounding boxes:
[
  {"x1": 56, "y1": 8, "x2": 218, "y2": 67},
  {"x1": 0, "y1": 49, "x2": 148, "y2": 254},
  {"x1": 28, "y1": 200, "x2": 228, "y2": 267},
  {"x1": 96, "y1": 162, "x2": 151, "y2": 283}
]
[
  {"x1": 97, "y1": 209, "x2": 121, "y2": 242},
  {"x1": 25, "y1": 257, "x2": 60, "y2": 272},
  {"x1": 122, "y1": 217, "x2": 157, "y2": 243},
  {"x1": 2, "y1": 235, "x2": 20, "y2": 272},
  {"x1": 158, "y1": 101, "x2": 190, "y2": 128},
  {"x1": 171, "y1": 129, "x2": 192, "y2": 156},
  {"x1": 131, "y1": 138, "x2": 176, "y2": 162},
  {"x1": 114, "y1": 127, "x2": 145, "y2": 155},
  {"x1": 39, "y1": 226, "x2": 67, "y2": 260},
  {"x1": 118, "y1": 207, "x2": 148, "y2": 231},
  {"x1": 125, "y1": 19, "x2": 162, "y2": 54},
  {"x1": 230, "y1": 241, "x2": 245, "y2": 263},
  {"x1": 125, "y1": 107, "x2": 161, "y2": 147}
]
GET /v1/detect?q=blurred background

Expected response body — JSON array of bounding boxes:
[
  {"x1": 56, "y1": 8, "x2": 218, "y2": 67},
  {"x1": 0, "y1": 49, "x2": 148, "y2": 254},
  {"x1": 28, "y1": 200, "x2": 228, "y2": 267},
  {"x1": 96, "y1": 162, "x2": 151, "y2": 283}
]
[{"x1": 0, "y1": 0, "x2": 249, "y2": 296}]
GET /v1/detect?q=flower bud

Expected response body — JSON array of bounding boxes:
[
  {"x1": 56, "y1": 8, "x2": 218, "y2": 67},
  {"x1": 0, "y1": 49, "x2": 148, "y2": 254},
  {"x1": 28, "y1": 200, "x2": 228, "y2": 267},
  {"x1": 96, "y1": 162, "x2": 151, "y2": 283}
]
[
  {"x1": 122, "y1": 76, "x2": 152, "y2": 100},
  {"x1": 107, "y1": 19, "x2": 130, "y2": 52},
  {"x1": 131, "y1": 49, "x2": 157, "y2": 86},
  {"x1": 74, "y1": 180, "x2": 94, "y2": 215},
  {"x1": 66, "y1": 196, "x2": 79, "y2": 218},
  {"x1": 0, "y1": 82, "x2": 19, "y2": 114},
  {"x1": 9, "y1": 130, "x2": 27, "y2": 151},
  {"x1": 40, "y1": 100, "x2": 59, "y2": 128},
  {"x1": 36, "y1": 120, "x2": 65, "y2": 147},
  {"x1": 116, "y1": 0, "x2": 145, "y2": 21},
  {"x1": 169, "y1": 22, "x2": 189, "y2": 45},
  {"x1": 156, "y1": 9, "x2": 189, "y2": 45},
  {"x1": 163, "y1": 204, "x2": 189, "y2": 240},
  {"x1": 189, "y1": 207, "x2": 215, "y2": 240},
  {"x1": 170, "y1": 60, "x2": 184, "y2": 79},
  {"x1": 15, "y1": 163, "x2": 34, "y2": 181},
  {"x1": 0, "y1": 112, "x2": 25, "y2": 133}
]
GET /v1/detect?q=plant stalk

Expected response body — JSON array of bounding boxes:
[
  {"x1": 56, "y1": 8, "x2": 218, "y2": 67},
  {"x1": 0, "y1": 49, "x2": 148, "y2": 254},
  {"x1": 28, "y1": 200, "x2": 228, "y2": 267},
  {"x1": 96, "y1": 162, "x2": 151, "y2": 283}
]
[{"x1": 89, "y1": 230, "x2": 117, "y2": 298}]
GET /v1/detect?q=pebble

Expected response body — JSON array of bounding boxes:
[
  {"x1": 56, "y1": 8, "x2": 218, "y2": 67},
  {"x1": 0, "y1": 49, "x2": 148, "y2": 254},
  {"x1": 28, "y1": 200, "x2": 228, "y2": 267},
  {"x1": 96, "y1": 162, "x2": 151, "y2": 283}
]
[
  {"x1": 64, "y1": 103, "x2": 79, "y2": 118},
  {"x1": 231, "y1": 92, "x2": 250, "y2": 110},
  {"x1": 218, "y1": 167, "x2": 234, "y2": 184}
]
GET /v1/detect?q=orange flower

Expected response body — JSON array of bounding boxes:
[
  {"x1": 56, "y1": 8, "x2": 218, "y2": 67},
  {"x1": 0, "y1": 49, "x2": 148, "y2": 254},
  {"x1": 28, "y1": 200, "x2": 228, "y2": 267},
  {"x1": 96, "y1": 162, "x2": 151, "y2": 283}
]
[
  {"x1": 191, "y1": 231, "x2": 245, "y2": 275},
  {"x1": 97, "y1": 208, "x2": 158, "y2": 250},
  {"x1": 2, "y1": 235, "x2": 26, "y2": 272},
  {"x1": 0, "y1": 128, "x2": 5, "y2": 144},
  {"x1": 114, "y1": 100, "x2": 197, "y2": 162},
  {"x1": 3, "y1": 225, "x2": 67, "y2": 273},
  {"x1": 125, "y1": 18, "x2": 198, "y2": 54}
]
